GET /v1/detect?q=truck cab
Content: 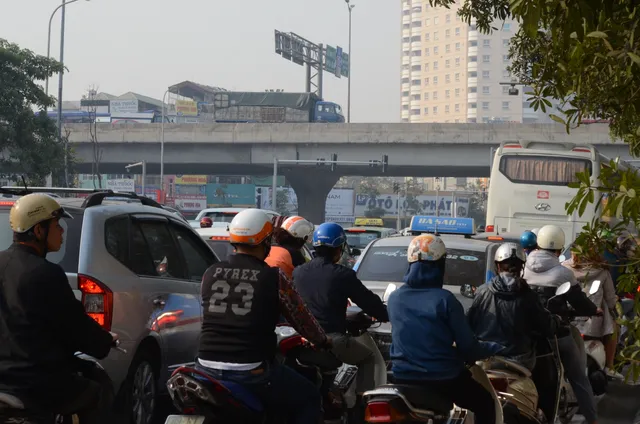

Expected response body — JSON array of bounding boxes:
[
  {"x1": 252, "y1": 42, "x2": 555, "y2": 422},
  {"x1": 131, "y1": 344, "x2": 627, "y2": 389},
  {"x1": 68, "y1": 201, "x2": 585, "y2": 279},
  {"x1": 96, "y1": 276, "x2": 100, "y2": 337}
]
[{"x1": 314, "y1": 101, "x2": 345, "y2": 123}]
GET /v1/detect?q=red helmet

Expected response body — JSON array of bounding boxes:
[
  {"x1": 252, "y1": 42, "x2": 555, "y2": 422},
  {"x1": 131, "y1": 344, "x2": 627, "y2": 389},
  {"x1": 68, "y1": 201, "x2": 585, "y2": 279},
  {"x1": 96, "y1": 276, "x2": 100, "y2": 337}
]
[{"x1": 200, "y1": 217, "x2": 213, "y2": 228}]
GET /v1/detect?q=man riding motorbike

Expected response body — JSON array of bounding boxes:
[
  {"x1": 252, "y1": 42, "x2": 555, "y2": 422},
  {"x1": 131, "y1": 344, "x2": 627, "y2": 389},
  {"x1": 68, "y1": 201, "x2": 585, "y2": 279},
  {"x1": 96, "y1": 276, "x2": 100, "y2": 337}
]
[
  {"x1": 521, "y1": 230, "x2": 538, "y2": 256},
  {"x1": 388, "y1": 234, "x2": 503, "y2": 424},
  {"x1": 468, "y1": 242, "x2": 562, "y2": 370},
  {"x1": 292, "y1": 223, "x2": 389, "y2": 398},
  {"x1": 265, "y1": 216, "x2": 314, "y2": 278},
  {"x1": 196, "y1": 209, "x2": 331, "y2": 424},
  {"x1": 200, "y1": 216, "x2": 213, "y2": 228},
  {"x1": 0, "y1": 194, "x2": 116, "y2": 423},
  {"x1": 523, "y1": 225, "x2": 600, "y2": 424}
]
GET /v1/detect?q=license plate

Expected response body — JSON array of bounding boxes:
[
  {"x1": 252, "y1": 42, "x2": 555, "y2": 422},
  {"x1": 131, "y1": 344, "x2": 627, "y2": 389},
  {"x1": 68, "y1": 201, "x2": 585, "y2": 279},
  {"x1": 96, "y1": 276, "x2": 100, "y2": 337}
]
[{"x1": 164, "y1": 415, "x2": 206, "y2": 424}]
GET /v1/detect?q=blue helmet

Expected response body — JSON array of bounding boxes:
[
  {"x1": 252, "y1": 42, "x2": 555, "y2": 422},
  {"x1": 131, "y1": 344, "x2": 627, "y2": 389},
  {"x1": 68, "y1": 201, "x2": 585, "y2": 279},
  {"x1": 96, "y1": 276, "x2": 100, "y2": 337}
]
[
  {"x1": 520, "y1": 230, "x2": 538, "y2": 249},
  {"x1": 312, "y1": 223, "x2": 346, "y2": 248}
]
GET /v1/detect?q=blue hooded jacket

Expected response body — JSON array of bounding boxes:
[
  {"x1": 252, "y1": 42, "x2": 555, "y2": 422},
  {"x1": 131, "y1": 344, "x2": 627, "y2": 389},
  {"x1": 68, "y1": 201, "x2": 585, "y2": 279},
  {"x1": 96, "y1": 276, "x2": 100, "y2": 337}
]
[{"x1": 389, "y1": 261, "x2": 504, "y2": 381}]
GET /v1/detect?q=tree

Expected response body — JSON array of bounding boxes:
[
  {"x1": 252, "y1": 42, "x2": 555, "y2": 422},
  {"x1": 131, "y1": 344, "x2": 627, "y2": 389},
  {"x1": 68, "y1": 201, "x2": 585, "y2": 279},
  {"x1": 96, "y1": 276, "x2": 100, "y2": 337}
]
[
  {"x1": 0, "y1": 39, "x2": 66, "y2": 183},
  {"x1": 428, "y1": 0, "x2": 640, "y2": 154},
  {"x1": 275, "y1": 188, "x2": 295, "y2": 215},
  {"x1": 466, "y1": 182, "x2": 488, "y2": 224}
]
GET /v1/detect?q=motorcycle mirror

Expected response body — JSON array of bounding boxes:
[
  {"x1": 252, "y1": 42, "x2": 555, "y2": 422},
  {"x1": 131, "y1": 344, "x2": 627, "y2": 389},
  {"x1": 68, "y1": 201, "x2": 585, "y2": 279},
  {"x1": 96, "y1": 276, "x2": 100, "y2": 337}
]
[
  {"x1": 383, "y1": 284, "x2": 397, "y2": 302},
  {"x1": 589, "y1": 280, "x2": 601, "y2": 295},
  {"x1": 460, "y1": 283, "x2": 476, "y2": 298},
  {"x1": 555, "y1": 282, "x2": 572, "y2": 296}
]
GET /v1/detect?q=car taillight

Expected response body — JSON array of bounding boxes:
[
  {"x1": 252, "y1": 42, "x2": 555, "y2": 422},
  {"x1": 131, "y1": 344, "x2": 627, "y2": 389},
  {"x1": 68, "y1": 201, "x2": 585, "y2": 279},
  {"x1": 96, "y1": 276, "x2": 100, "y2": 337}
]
[
  {"x1": 365, "y1": 401, "x2": 406, "y2": 423},
  {"x1": 78, "y1": 275, "x2": 113, "y2": 331},
  {"x1": 486, "y1": 225, "x2": 495, "y2": 233},
  {"x1": 489, "y1": 377, "x2": 510, "y2": 392}
]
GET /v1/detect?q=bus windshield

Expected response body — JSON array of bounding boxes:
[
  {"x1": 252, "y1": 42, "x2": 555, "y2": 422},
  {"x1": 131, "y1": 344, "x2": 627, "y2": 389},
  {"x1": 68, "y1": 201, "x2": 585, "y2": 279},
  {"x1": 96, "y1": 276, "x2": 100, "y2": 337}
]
[{"x1": 499, "y1": 155, "x2": 592, "y2": 186}]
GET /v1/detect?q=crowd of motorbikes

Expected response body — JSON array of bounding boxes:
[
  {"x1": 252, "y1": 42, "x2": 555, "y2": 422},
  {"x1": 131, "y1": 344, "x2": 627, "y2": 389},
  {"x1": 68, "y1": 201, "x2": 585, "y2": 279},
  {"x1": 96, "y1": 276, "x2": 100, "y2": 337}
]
[
  {"x1": 162, "y1": 281, "x2": 633, "y2": 424},
  {"x1": 0, "y1": 286, "x2": 632, "y2": 424}
]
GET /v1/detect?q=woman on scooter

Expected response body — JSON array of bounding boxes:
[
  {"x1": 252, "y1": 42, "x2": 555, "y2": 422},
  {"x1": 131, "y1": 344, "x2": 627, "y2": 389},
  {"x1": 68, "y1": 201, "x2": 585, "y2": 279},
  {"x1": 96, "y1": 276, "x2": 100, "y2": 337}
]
[
  {"x1": 387, "y1": 234, "x2": 504, "y2": 424},
  {"x1": 562, "y1": 244, "x2": 622, "y2": 380}
]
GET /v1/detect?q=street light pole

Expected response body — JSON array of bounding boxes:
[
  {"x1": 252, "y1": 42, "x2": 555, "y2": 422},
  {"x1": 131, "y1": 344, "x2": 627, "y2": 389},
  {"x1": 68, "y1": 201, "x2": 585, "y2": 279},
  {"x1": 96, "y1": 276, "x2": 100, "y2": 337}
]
[
  {"x1": 345, "y1": 0, "x2": 355, "y2": 123},
  {"x1": 160, "y1": 89, "x2": 169, "y2": 202},
  {"x1": 57, "y1": 0, "x2": 67, "y2": 186},
  {"x1": 45, "y1": 0, "x2": 84, "y2": 96}
]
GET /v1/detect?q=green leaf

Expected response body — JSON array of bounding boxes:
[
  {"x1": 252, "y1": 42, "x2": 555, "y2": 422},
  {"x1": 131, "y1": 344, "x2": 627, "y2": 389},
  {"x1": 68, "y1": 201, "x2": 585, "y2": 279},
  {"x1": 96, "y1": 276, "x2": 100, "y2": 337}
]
[
  {"x1": 587, "y1": 31, "x2": 608, "y2": 38},
  {"x1": 628, "y1": 52, "x2": 640, "y2": 66},
  {"x1": 549, "y1": 114, "x2": 566, "y2": 124}
]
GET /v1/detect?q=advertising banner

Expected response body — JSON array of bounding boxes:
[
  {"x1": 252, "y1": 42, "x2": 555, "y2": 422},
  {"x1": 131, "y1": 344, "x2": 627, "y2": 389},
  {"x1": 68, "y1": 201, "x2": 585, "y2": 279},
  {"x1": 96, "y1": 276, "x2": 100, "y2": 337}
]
[
  {"x1": 206, "y1": 184, "x2": 256, "y2": 207},
  {"x1": 175, "y1": 99, "x2": 198, "y2": 116},
  {"x1": 109, "y1": 99, "x2": 138, "y2": 114},
  {"x1": 174, "y1": 196, "x2": 207, "y2": 211},
  {"x1": 106, "y1": 179, "x2": 135, "y2": 192},
  {"x1": 354, "y1": 194, "x2": 470, "y2": 218},
  {"x1": 257, "y1": 187, "x2": 355, "y2": 221},
  {"x1": 174, "y1": 175, "x2": 208, "y2": 185}
]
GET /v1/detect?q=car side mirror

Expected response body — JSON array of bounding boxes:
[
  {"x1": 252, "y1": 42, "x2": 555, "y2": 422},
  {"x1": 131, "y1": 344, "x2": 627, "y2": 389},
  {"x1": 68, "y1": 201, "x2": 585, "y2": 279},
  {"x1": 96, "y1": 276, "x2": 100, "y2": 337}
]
[
  {"x1": 460, "y1": 283, "x2": 476, "y2": 298},
  {"x1": 351, "y1": 248, "x2": 362, "y2": 256}
]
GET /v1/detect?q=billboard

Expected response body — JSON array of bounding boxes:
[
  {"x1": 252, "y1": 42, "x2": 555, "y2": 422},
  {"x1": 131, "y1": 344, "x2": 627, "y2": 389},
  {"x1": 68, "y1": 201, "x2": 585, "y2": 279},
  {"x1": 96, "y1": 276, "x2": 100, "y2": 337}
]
[
  {"x1": 335, "y1": 47, "x2": 343, "y2": 78},
  {"x1": 206, "y1": 184, "x2": 256, "y2": 207},
  {"x1": 325, "y1": 46, "x2": 337, "y2": 74},
  {"x1": 174, "y1": 175, "x2": 208, "y2": 185},
  {"x1": 174, "y1": 196, "x2": 207, "y2": 211},
  {"x1": 257, "y1": 187, "x2": 355, "y2": 222},
  {"x1": 175, "y1": 99, "x2": 198, "y2": 116},
  {"x1": 341, "y1": 52, "x2": 350, "y2": 78},
  {"x1": 354, "y1": 194, "x2": 470, "y2": 218},
  {"x1": 106, "y1": 179, "x2": 135, "y2": 192},
  {"x1": 109, "y1": 99, "x2": 138, "y2": 114}
]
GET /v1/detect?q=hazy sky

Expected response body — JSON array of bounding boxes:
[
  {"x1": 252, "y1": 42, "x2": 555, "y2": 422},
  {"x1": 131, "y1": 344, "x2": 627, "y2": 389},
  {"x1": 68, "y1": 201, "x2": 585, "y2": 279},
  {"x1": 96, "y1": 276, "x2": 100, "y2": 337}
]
[{"x1": 2, "y1": 0, "x2": 401, "y2": 122}]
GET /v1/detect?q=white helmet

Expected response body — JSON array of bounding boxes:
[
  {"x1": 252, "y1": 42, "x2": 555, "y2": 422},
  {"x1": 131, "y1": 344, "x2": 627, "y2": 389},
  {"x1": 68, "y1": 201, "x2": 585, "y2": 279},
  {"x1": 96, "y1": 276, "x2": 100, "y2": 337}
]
[
  {"x1": 531, "y1": 228, "x2": 540, "y2": 236},
  {"x1": 229, "y1": 209, "x2": 273, "y2": 246},
  {"x1": 536, "y1": 225, "x2": 565, "y2": 250},
  {"x1": 281, "y1": 216, "x2": 314, "y2": 240},
  {"x1": 408, "y1": 234, "x2": 447, "y2": 263},
  {"x1": 495, "y1": 242, "x2": 527, "y2": 263}
]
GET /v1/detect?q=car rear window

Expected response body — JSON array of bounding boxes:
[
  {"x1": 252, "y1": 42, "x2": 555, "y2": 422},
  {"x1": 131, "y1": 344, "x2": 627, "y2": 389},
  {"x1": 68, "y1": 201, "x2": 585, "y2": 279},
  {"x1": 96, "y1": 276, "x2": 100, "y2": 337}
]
[
  {"x1": 356, "y1": 245, "x2": 486, "y2": 286},
  {"x1": 204, "y1": 212, "x2": 238, "y2": 223},
  {"x1": 0, "y1": 206, "x2": 83, "y2": 272},
  {"x1": 346, "y1": 230, "x2": 382, "y2": 249},
  {"x1": 206, "y1": 239, "x2": 236, "y2": 260}
]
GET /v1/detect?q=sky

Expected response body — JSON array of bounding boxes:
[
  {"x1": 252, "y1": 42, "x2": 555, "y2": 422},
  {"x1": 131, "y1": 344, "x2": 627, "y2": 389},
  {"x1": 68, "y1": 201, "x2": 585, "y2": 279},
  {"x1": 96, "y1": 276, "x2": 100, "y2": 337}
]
[{"x1": 2, "y1": 0, "x2": 401, "y2": 123}]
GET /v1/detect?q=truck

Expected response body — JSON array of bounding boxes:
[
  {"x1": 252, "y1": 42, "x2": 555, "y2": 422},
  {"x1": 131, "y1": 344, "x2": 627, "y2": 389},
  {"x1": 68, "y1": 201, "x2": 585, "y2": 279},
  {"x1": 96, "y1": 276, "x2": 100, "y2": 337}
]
[{"x1": 206, "y1": 91, "x2": 345, "y2": 123}]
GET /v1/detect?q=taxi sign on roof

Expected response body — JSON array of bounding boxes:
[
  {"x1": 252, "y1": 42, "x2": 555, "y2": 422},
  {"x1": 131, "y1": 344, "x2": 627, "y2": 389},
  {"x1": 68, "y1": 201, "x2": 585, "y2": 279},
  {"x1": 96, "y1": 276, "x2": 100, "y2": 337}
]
[
  {"x1": 354, "y1": 217, "x2": 384, "y2": 227},
  {"x1": 409, "y1": 216, "x2": 476, "y2": 235}
]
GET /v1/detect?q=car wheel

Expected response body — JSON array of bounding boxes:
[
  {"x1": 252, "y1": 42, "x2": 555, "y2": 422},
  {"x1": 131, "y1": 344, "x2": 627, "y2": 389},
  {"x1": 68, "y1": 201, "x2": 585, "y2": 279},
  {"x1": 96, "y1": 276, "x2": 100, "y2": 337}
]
[{"x1": 119, "y1": 349, "x2": 159, "y2": 424}]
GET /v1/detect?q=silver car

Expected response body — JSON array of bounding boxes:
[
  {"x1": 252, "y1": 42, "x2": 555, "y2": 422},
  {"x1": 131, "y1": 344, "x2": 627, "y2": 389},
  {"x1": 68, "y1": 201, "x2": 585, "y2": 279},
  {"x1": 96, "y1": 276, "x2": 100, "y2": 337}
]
[{"x1": 0, "y1": 190, "x2": 220, "y2": 424}]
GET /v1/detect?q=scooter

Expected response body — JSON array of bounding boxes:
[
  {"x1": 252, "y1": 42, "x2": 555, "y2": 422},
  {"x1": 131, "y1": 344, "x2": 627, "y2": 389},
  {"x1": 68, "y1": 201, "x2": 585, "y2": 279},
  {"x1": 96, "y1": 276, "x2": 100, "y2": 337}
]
[
  {"x1": 165, "y1": 309, "x2": 387, "y2": 424},
  {"x1": 361, "y1": 284, "x2": 502, "y2": 424},
  {"x1": 0, "y1": 342, "x2": 125, "y2": 424}
]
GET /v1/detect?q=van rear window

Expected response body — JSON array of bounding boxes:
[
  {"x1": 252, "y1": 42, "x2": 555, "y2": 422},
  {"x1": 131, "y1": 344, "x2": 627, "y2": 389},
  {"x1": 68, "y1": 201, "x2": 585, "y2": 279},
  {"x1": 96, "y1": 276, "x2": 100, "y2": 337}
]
[{"x1": 0, "y1": 208, "x2": 82, "y2": 272}]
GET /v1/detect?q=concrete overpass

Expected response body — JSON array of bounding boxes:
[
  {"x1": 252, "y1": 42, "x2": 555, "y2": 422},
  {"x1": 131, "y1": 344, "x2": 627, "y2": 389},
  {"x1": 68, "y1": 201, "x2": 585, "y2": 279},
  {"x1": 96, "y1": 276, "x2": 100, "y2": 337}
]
[{"x1": 65, "y1": 122, "x2": 632, "y2": 222}]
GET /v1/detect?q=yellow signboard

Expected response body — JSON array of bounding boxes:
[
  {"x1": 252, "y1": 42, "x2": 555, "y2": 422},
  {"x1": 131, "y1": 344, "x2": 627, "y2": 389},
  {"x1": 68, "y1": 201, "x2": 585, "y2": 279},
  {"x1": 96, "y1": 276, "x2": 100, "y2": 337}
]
[
  {"x1": 175, "y1": 99, "x2": 198, "y2": 116},
  {"x1": 354, "y1": 217, "x2": 384, "y2": 227},
  {"x1": 174, "y1": 175, "x2": 207, "y2": 185}
]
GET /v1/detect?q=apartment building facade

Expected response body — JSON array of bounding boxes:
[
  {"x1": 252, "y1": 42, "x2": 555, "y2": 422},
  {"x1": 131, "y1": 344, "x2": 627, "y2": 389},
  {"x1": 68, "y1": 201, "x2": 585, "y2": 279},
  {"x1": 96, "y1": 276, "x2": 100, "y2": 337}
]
[{"x1": 401, "y1": 0, "x2": 549, "y2": 124}]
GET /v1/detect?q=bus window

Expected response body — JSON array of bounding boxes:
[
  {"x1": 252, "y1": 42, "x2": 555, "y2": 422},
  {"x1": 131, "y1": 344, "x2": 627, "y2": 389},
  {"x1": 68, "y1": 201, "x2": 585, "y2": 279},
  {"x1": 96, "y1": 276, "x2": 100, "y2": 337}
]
[{"x1": 499, "y1": 155, "x2": 592, "y2": 186}]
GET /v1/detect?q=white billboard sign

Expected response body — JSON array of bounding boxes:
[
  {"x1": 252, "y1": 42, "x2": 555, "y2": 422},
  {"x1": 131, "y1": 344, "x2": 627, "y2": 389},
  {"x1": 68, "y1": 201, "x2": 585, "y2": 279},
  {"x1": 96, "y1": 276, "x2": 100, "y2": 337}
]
[
  {"x1": 109, "y1": 99, "x2": 139, "y2": 114},
  {"x1": 106, "y1": 179, "x2": 135, "y2": 192}
]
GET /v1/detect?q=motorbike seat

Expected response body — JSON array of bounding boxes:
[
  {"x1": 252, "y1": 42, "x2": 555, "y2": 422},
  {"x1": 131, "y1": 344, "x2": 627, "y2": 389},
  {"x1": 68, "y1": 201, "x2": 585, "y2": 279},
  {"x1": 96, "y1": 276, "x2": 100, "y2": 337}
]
[
  {"x1": 377, "y1": 384, "x2": 453, "y2": 413},
  {"x1": 192, "y1": 374, "x2": 264, "y2": 413},
  {"x1": 0, "y1": 393, "x2": 25, "y2": 409}
]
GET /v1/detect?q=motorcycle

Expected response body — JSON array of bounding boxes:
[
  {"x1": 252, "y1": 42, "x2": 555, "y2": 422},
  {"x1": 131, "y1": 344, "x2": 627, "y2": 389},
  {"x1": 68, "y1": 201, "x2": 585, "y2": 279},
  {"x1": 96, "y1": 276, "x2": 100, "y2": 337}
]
[
  {"x1": 0, "y1": 341, "x2": 125, "y2": 424},
  {"x1": 165, "y1": 308, "x2": 387, "y2": 424},
  {"x1": 361, "y1": 284, "x2": 503, "y2": 424}
]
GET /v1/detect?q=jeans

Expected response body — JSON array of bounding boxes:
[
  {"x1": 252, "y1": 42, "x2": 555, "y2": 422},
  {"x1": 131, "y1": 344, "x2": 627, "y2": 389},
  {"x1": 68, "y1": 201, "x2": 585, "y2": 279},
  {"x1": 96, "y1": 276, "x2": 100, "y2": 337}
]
[
  {"x1": 196, "y1": 360, "x2": 322, "y2": 424},
  {"x1": 558, "y1": 328, "x2": 598, "y2": 423},
  {"x1": 395, "y1": 369, "x2": 496, "y2": 424}
]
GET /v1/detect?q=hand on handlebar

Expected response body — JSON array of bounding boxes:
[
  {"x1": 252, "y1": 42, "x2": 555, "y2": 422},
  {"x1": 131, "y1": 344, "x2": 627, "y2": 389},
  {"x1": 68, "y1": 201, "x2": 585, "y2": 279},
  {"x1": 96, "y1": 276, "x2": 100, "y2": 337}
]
[{"x1": 110, "y1": 332, "x2": 127, "y2": 354}]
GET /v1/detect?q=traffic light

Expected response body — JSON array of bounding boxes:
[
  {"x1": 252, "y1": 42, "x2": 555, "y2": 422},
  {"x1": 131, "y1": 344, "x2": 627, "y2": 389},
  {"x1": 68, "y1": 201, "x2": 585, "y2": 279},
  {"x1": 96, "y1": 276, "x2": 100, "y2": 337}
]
[
  {"x1": 382, "y1": 155, "x2": 389, "y2": 173},
  {"x1": 331, "y1": 153, "x2": 338, "y2": 172}
]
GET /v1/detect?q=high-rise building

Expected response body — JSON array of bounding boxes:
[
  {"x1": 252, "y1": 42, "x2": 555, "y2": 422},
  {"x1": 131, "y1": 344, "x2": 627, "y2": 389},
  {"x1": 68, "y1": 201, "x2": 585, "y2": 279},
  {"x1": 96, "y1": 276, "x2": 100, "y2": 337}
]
[{"x1": 401, "y1": 0, "x2": 552, "y2": 124}]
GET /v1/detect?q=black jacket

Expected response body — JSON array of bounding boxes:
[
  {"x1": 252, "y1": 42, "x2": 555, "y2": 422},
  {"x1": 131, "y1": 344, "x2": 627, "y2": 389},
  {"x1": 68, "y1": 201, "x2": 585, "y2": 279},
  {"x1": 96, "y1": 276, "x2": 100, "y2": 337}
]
[
  {"x1": 293, "y1": 257, "x2": 389, "y2": 334},
  {"x1": 0, "y1": 244, "x2": 113, "y2": 397},
  {"x1": 467, "y1": 273, "x2": 562, "y2": 364}
]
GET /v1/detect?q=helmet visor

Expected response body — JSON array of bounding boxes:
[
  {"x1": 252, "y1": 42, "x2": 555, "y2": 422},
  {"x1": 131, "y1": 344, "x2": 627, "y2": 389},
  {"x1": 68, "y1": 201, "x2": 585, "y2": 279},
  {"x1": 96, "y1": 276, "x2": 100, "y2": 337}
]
[{"x1": 52, "y1": 207, "x2": 73, "y2": 220}]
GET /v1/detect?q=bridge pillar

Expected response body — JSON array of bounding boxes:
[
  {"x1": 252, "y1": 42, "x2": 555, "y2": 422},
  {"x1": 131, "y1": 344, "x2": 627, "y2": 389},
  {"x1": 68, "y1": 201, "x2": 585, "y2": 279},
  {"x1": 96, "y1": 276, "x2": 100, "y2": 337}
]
[{"x1": 284, "y1": 170, "x2": 340, "y2": 225}]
